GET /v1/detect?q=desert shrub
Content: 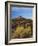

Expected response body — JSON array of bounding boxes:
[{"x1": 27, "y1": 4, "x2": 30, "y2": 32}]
[
  {"x1": 11, "y1": 26, "x2": 32, "y2": 38},
  {"x1": 12, "y1": 26, "x2": 24, "y2": 38}
]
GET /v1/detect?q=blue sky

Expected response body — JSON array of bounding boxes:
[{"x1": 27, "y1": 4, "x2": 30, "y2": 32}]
[{"x1": 10, "y1": 7, "x2": 32, "y2": 19}]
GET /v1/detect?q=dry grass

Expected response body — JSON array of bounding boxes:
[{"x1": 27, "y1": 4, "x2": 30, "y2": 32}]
[{"x1": 11, "y1": 26, "x2": 32, "y2": 39}]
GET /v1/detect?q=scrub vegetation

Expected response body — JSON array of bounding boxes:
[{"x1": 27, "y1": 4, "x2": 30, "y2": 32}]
[{"x1": 10, "y1": 16, "x2": 33, "y2": 39}]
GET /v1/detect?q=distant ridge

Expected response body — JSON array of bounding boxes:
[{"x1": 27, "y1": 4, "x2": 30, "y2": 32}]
[{"x1": 16, "y1": 16, "x2": 24, "y2": 19}]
